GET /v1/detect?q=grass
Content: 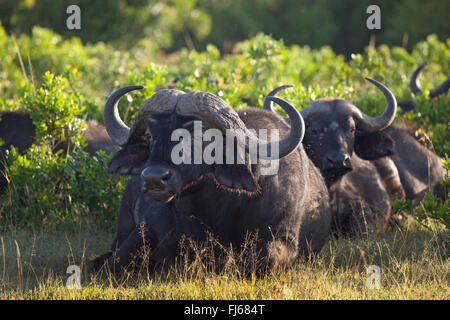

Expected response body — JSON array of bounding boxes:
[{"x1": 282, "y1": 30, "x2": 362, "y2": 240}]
[{"x1": 0, "y1": 217, "x2": 448, "y2": 300}]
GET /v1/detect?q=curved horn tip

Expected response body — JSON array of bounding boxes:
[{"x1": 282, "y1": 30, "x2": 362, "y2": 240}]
[
  {"x1": 364, "y1": 77, "x2": 385, "y2": 91},
  {"x1": 410, "y1": 63, "x2": 428, "y2": 95},
  {"x1": 264, "y1": 95, "x2": 304, "y2": 158},
  {"x1": 263, "y1": 84, "x2": 295, "y2": 111},
  {"x1": 110, "y1": 85, "x2": 144, "y2": 93},
  {"x1": 417, "y1": 62, "x2": 427, "y2": 70},
  {"x1": 274, "y1": 84, "x2": 294, "y2": 91},
  {"x1": 364, "y1": 77, "x2": 393, "y2": 94},
  {"x1": 362, "y1": 77, "x2": 397, "y2": 131},
  {"x1": 429, "y1": 77, "x2": 450, "y2": 98},
  {"x1": 104, "y1": 85, "x2": 145, "y2": 146},
  {"x1": 364, "y1": 77, "x2": 397, "y2": 103},
  {"x1": 364, "y1": 77, "x2": 377, "y2": 83},
  {"x1": 268, "y1": 84, "x2": 295, "y2": 96}
]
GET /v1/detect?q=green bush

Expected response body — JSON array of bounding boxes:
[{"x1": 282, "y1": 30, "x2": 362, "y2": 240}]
[
  {"x1": 413, "y1": 156, "x2": 449, "y2": 230},
  {"x1": 0, "y1": 71, "x2": 125, "y2": 229},
  {"x1": 1, "y1": 146, "x2": 123, "y2": 229},
  {"x1": 21, "y1": 70, "x2": 85, "y2": 145}
]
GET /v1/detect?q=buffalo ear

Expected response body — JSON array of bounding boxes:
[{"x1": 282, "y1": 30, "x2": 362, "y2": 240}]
[
  {"x1": 108, "y1": 143, "x2": 149, "y2": 175},
  {"x1": 355, "y1": 131, "x2": 395, "y2": 160},
  {"x1": 213, "y1": 164, "x2": 260, "y2": 195}
]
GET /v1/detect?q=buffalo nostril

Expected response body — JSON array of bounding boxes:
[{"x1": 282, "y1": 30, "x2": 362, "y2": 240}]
[
  {"x1": 326, "y1": 153, "x2": 350, "y2": 167},
  {"x1": 161, "y1": 170, "x2": 171, "y2": 181},
  {"x1": 141, "y1": 167, "x2": 172, "y2": 188},
  {"x1": 343, "y1": 155, "x2": 351, "y2": 167},
  {"x1": 141, "y1": 168, "x2": 151, "y2": 181}
]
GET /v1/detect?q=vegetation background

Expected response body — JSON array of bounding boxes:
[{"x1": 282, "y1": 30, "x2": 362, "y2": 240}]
[
  {"x1": 1, "y1": 0, "x2": 449, "y2": 56},
  {"x1": 0, "y1": 0, "x2": 448, "y2": 299}
]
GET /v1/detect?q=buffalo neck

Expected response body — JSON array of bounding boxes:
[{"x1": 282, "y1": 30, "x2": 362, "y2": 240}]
[{"x1": 170, "y1": 174, "x2": 257, "y2": 244}]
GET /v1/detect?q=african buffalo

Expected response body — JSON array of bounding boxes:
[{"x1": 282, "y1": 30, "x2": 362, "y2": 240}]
[
  {"x1": 398, "y1": 63, "x2": 449, "y2": 111},
  {"x1": 89, "y1": 86, "x2": 331, "y2": 274},
  {"x1": 264, "y1": 79, "x2": 396, "y2": 236},
  {"x1": 354, "y1": 64, "x2": 447, "y2": 202},
  {"x1": 357, "y1": 121, "x2": 447, "y2": 203},
  {"x1": 0, "y1": 111, "x2": 119, "y2": 190}
]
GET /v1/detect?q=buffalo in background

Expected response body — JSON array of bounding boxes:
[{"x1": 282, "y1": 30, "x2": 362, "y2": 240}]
[
  {"x1": 89, "y1": 85, "x2": 331, "y2": 274},
  {"x1": 264, "y1": 79, "x2": 397, "y2": 236},
  {"x1": 358, "y1": 122, "x2": 446, "y2": 204},
  {"x1": 360, "y1": 63, "x2": 448, "y2": 204},
  {"x1": 397, "y1": 63, "x2": 449, "y2": 112},
  {"x1": 0, "y1": 111, "x2": 119, "y2": 191},
  {"x1": 265, "y1": 68, "x2": 448, "y2": 231}
]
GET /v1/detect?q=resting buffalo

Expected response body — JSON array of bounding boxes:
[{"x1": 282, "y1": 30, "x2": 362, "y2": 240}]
[
  {"x1": 264, "y1": 79, "x2": 396, "y2": 236},
  {"x1": 89, "y1": 86, "x2": 331, "y2": 274},
  {"x1": 398, "y1": 63, "x2": 450, "y2": 111},
  {"x1": 0, "y1": 111, "x2": 119, "y2": 191},
  {"x1": 357, "y1": 120, "x2": 447, "y2": 203},
  {"x1": 356, "y1": 64, "x2": 447, "y2": 203}
]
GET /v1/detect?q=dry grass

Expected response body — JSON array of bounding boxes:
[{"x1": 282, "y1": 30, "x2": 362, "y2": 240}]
[{"x1": 0, "y1": 218, "x2": 448, "y2": 300}]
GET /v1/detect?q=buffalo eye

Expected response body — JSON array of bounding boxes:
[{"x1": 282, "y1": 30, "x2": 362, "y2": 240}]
[{"x1": 143, "y1": 129, "x2": 154, "y2": 143}]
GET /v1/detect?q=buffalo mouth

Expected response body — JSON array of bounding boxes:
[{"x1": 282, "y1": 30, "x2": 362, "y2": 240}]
[
  {"x1": 140, "y1": 166, "x2": 181, "y2": 203},
  {"x1": 141, "y1": 187, "x2": 176, "y2": 203},
  {"x1": 324, "y1": 167, "x2": 353, "y2": 182}
]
